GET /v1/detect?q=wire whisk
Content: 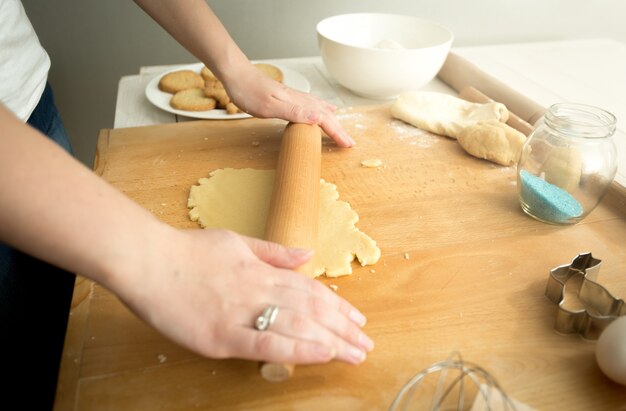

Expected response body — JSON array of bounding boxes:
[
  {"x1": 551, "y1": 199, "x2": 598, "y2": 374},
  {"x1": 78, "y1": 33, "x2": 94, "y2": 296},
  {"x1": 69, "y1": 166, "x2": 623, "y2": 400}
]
[{"x1": 389, "y1": 352, "x2": 518, "y2": 411}]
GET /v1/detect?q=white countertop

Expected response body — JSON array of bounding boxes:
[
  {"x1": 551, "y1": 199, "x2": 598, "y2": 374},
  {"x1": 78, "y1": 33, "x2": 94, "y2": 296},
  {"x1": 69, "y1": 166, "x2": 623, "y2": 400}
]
[{"x1": 114, "y1": 38, "x2": 626, "y2": 190}]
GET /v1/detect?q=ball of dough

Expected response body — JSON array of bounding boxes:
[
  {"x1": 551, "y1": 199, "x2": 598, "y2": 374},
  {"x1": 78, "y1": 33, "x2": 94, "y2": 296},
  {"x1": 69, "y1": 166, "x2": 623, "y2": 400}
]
[{"x1": 457, "y1": 120, "x2": 527, "y2": 166}]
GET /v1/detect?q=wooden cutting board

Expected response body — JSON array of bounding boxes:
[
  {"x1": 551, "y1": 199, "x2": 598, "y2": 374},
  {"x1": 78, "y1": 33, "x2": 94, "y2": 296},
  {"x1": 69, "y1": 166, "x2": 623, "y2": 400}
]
[{"x1": 55, "y1": 104, "x2": 626, "y2": 411}]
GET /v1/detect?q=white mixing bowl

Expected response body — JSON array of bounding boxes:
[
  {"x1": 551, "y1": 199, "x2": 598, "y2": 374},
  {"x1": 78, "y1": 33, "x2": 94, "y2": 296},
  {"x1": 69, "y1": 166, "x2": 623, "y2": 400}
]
[{"x1": 317, "y1": 13, "x2": 453, "y2": 99}]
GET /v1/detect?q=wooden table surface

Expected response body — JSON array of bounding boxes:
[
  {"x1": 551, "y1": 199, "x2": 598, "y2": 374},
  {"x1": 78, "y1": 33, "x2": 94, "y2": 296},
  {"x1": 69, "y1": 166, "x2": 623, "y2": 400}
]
[
  {"x1": 113, "y1": 39, "x2": 626, "y2": 191},
  {"x1": 54, "y1": 104, "x2": 626, "y2": 410}
]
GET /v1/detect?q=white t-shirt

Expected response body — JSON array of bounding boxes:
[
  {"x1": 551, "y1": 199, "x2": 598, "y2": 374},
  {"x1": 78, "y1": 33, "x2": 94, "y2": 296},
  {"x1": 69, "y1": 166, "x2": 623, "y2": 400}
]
[{"x1": 0, "y1": 0, "x2": 50, "y2": 122}]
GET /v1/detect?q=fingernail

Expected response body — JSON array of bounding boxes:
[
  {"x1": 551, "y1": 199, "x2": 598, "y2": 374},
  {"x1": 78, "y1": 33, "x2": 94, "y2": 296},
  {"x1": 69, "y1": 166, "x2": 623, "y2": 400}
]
[
  {"x1": 348, "y1": 346, "x2": 366, "y2": 364},
  {"x1": 359, "y1": 333, "x2": 375, "y2": 352},
  {"x1": 349, "y1": 309, "x2": 366, "y2": 327},
  {"x1": 289, "y1": 248, "x2": 313, "y2": 258}
]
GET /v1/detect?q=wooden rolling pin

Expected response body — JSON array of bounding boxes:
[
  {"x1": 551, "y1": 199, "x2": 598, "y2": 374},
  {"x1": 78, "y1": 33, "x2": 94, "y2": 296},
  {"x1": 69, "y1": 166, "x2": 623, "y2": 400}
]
[
  {"x1": 438, "y1": 52, "x2": 547, "y2": 126},
  {"x1": 459, "y1": 86, "x2": 535, "y2": 136},
  {"x1": 260, "y1": 122, "x2": 322, "y2": 382}
]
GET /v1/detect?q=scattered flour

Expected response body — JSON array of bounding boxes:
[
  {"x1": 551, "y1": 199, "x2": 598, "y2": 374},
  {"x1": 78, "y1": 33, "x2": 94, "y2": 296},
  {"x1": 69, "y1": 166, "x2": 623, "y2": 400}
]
[
  {"x1": 389, "y1": 119, "x2": 438, "y2": 148},
  {"x1": 336, "y1": 111, "x2": 438, "y2": 149},
  {"x1": 335, "y1": 112, "x2": 366, "y2": 122}
]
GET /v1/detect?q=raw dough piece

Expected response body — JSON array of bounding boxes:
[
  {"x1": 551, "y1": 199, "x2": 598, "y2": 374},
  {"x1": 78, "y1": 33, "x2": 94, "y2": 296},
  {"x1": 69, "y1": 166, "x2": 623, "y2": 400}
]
[
  {"x1": 315, "y1": 178, "x2": 380, "y2": 276},
  {"x1": 187, "y1": 168, "x2": 380, "y2": 277},
  {"x1": 391, "y1": 91, "x2": 509, "y2": 139},
  {"x1": 457, "y1": 120, "x2": 527, "y2": 166},
  {"x1": 188, "y1": 169, "x2": 274, "y2": 238},
  {"x1": 360, "y1": 159, "x2": 383, "y2": 168}
]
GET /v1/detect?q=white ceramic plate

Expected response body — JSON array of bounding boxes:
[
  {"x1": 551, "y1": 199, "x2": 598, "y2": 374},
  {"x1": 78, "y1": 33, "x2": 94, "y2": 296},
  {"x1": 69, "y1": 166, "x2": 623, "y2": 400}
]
[{"x1": 145, "y1": 62, "x2": 311, "y2": 120}]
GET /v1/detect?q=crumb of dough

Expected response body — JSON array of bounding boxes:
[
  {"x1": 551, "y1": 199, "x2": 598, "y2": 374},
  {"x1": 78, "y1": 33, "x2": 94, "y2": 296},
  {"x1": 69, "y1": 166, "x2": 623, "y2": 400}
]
[
  {"x1": 329, "y1": 284, "x2": 339, "y2": 292},
  {"x1": 157, "y1": 354, "x2": 167, "y2": 363},
  {"x1": 361, "y1": 159, "x2": 383, "y2": 168},
  {"x1": 404, "y1": 253, "x2": 410, "y2": 260},
  {"x1": 251, "y1": 141, "x2": 260, "y2": 147},
  {"x1": 370, "y1": 269, "x2": 376, "y2": 274}
]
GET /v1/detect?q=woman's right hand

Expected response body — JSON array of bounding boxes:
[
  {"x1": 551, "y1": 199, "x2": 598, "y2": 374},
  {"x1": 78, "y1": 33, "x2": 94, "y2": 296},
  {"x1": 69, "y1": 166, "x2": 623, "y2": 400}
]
[{"x1": 110, "y1": 226, "x2": 374, "y2": 365}]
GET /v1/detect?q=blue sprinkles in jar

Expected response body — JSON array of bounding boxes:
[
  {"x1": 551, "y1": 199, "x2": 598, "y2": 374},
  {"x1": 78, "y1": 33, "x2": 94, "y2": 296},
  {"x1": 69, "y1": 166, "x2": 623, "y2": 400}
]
[
  {"x1": 516, "y1": 103, "x2": 617, "y2": 224},
  {"x1": 519, "y1": 170, "x2": 583, "y2": 224}
]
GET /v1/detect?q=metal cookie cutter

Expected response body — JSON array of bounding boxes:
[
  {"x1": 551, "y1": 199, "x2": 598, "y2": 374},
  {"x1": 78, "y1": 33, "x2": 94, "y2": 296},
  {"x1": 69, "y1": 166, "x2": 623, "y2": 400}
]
[{"x1": 545, "y1": 252, "x2": 626, "y2": 340}]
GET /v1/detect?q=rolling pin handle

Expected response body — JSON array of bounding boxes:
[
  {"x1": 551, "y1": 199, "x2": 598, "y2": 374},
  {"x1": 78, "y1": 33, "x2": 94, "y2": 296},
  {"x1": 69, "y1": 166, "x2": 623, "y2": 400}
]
[
  {"x1": 459, "y1": 85, "x2": 535, "y2": 136},
  {"x1": 439, "y1": 52, "x2": 546, "y2": 134}
]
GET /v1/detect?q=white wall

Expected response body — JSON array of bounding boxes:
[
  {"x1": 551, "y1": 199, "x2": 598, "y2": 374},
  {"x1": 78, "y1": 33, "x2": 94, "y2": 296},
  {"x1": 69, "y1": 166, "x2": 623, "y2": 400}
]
[{"x1": 21, "y1": 0, "x2": 626, "y2": 165}]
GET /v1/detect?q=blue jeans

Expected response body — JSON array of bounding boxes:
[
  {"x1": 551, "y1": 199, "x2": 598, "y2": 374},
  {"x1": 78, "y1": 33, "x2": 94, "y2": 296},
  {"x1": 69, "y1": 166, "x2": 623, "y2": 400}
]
[{"x1": 1, "y1": 83, "x2": 76, "y2": 410}]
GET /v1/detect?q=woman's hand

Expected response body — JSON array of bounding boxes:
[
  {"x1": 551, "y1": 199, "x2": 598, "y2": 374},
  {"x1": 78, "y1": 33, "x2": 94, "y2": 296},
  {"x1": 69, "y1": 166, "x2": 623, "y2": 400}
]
[
  {"x1": 113, "y1": 227, "x2": 373, "y2": 365},
  {"x1": 220, "y1": 63, "x2": 355, "y2": 148},
  {"x1": 0, "y1": 104, "x2": 370, "y2": 367},
  {"x1": 133, "y1": 0, "x2": 354, "y2": 147}
]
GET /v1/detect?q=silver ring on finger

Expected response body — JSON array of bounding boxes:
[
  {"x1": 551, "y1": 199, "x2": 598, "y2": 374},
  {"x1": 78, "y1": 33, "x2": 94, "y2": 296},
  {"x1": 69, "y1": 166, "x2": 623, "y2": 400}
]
[{"x1": 254, "y1": 305, "x2": 279, "y2": 331}]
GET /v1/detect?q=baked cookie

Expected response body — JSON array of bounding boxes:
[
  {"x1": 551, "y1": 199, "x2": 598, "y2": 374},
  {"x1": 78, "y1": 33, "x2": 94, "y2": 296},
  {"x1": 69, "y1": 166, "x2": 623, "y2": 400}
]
[
  {"x1": 225, "y1": 102, "x2": 243, "y2": 114},
  {"x1": 204, "y1": 78, "x2": 224, "y2": 91},
  {"x1": 170, "y1": 88, "x2": 217, "y2": 111},
  {"x1": 195, "y1": 64, "x2": 280, "y2": 115},
  {"x1": 159, "y1": 70, "x2": 204, "y2": 94},
  {"x1": 204, "y1": 87, "x2": 231, "y2": 107},
  {"x1": 200, "y1": 66, "x2": 217, "y2": 82},
  {"x1": 203, "y1": 78, "x2": 235, "y2": 109},
  {"x1": 254, "y1": 63, "x2": 283, "y2": 83}
]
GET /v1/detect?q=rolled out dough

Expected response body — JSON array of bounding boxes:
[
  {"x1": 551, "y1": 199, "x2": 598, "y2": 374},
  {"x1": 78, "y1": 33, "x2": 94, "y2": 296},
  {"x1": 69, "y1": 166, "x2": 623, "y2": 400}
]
[{"x1": 187, "y1": 168, "x2": 381, "y2": 277}]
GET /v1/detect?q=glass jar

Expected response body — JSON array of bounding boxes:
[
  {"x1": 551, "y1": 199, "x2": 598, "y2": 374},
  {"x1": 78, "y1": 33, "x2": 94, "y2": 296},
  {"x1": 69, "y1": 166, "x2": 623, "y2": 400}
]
[{"x1": 517, "y1": 103, "x2": 617, "y2": 225}]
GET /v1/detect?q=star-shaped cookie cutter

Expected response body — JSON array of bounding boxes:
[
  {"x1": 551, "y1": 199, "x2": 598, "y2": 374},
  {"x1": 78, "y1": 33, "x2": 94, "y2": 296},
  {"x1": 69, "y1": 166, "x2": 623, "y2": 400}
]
[{"x1": 545, "y1": 252, "x2": 626, "y2": 340}]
